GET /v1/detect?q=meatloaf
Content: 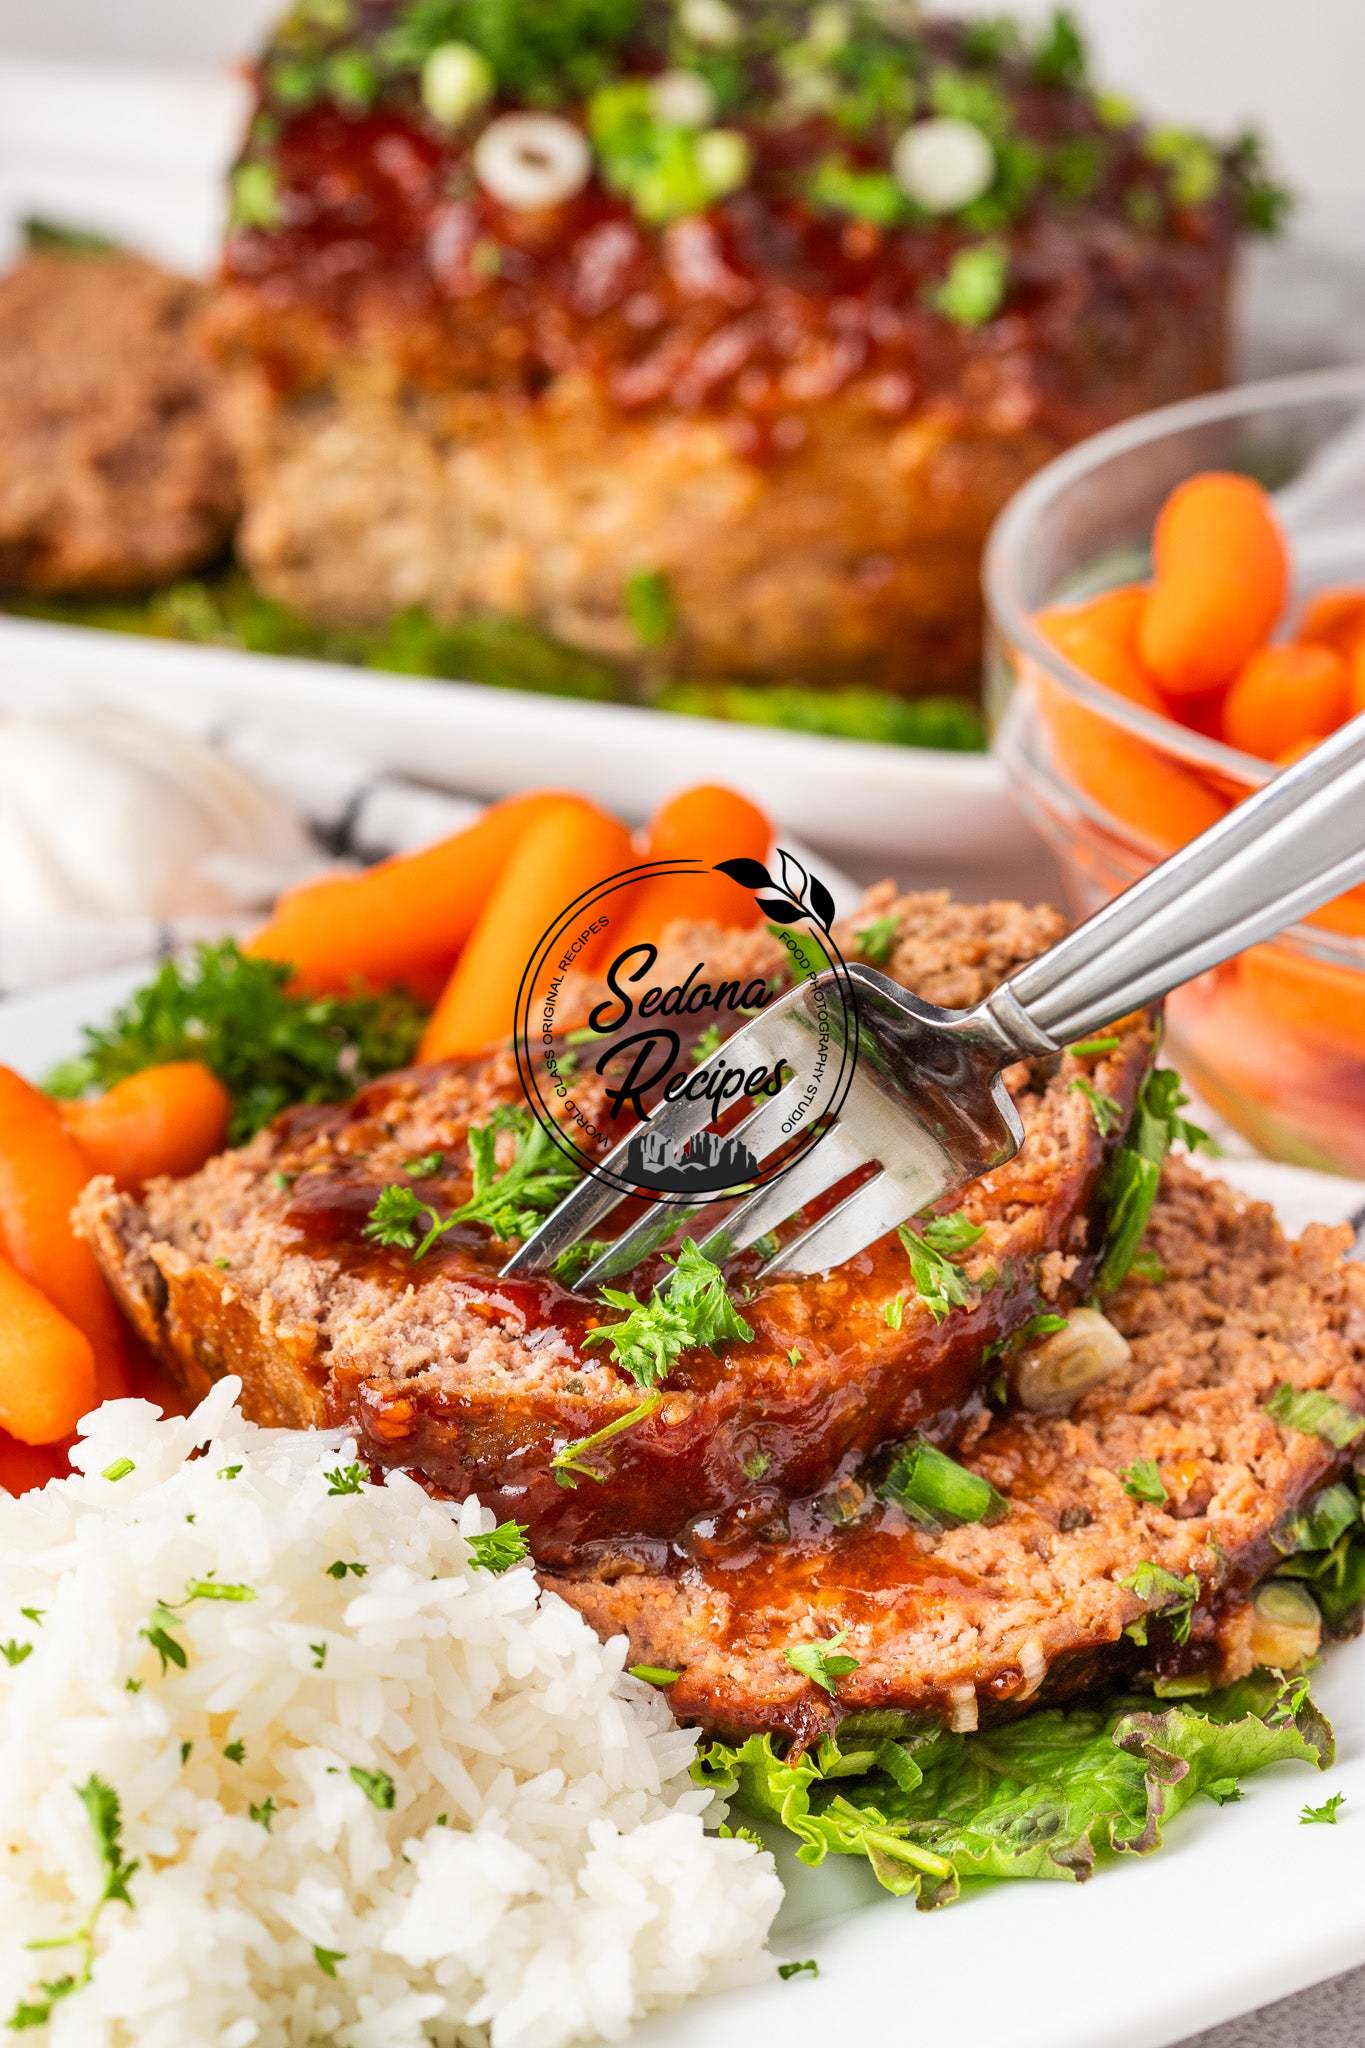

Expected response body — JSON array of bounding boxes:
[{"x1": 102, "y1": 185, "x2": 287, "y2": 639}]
[
  {"x1": 209, "y1": 3, "x2": 1273, "y2": 693},
  {"x1": 553, "y1": 1162, "x2": 1365, "y2": 1745},
  {"x1": 0, "y1": 251, "x2": 239, "y2": 594},
  {"x1": 78, "y1": 889, "x2": 1152, "y2": 1565}
]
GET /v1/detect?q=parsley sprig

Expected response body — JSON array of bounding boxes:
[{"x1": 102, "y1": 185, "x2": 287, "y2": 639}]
[
  {"x1": 43, "y1": 941, "x2": 426, "y2": 1144},
  {"x1": 896, "y1": 1214, "x2": 981, "y2": 1324},
  {"x1": 7, "y1": 1777, "x2": 138, "y2": 2030},
  {"x1": 467, "y1": 1521, "x2": 531, "y2": 1573},
  {"x1": 584, "y1": 1239, "x2": 753, "y2": 1390},
  {"x1": 552, "y1": 1393, "x2": 662, "y2": 1489},
  {"x1": 365, "y1": 1105, "x2": 582, "y2": 1256},
  {"x1": 1120, "y1": 1561, "x2": 1201, "y2": 1646},
  {"x1": 784, "y1": 1627, "x2": 860, "y2": 1697}
]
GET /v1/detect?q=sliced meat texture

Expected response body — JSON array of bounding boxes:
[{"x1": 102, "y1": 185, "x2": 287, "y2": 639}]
[
  {"x1": 551, "y1": 1163, "x2": 1365, "y2": 1748},
  {"x1": 0, "y1": 251, "x2": 239, "y2": 594},
  {"x1": 78, "y1": 891, "x2": 1152, "y2": 1565}
]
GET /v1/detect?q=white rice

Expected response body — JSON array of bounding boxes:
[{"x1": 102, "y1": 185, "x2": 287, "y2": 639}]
[{"x1": 0, "y1": 1381, "x2": 781, "y2": 2047}]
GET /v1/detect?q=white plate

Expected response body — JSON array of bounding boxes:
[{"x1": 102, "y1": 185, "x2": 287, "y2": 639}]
[{"x1": 5, "y1": 964, "x2": 1365, "y2": 2048}]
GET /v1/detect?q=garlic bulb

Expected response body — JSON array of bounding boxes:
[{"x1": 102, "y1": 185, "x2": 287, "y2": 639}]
[{"x1": 0, "y1": 710, "x2": 317, "y2": 924}]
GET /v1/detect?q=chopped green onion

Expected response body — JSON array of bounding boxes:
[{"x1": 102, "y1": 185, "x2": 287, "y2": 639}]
[
  {"x1": 1265, "y1": 1384, "x2": 1365, "y2": 1450},
  {"x1": 882, "y1": 1437, "x2": 1007, "y2": 1530}
]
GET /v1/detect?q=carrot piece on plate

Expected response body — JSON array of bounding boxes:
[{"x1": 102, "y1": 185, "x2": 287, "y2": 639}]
[
  {"x1": 1139, "y1": 473, "x2": 1289, "y2": 695},
  {"x1": 612, "y1": 784, "x2": 772, "y2": 952},
  {"x1": 61, "y1": 1061, "x2": 232, "y2": 1192},
  {"x1": 0, "y1": 1253, "x2": 96, "y2": 1445},
  {"x1": 0, "y1": 1067, "x2": 130, "y2": 1402},
  {"x1": 419, "y1": 799, "x2": 634, "y2": 1060},
  {"x1": 1221, "y1": 643, "x2": 1348, "y2": 760},
  {"x1": 249, "y1": 790, "x2": 572, "y2": 996}
]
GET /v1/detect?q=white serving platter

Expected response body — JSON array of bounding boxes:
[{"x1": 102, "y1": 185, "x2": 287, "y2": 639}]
[
  {"x1": 4, "y1": 961, "x2": 1365, "y2": 2048},
  {"x1": 0, "y1": 51, "x2": 1017, "y2": 870}
]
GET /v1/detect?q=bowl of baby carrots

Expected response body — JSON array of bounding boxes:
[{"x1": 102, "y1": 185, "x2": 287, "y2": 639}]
[{"x1": 985, "y1": 362, "x2": 1365, "y2": 1173}]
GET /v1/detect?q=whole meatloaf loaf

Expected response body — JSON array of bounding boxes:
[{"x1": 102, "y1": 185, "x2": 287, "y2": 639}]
[
  {"x1": 208, "y1": 1, "x2": 1281, "y2": 694},
  {"x1": 77, "y1": 890, "x2": 1153, "y2": 1566},
  {"x1": 552, "y1": 1162, "x2": 1365, "y2": 1745}
]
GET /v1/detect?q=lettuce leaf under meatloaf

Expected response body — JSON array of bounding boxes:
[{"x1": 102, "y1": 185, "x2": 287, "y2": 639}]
[{"x1": 77, "y1": 889, "x2": 1153, "y2": 1565}]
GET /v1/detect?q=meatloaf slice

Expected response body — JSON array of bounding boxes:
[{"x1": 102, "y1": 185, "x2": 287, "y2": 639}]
[
  {"x1": 0, "y1": 251, "x2": 239, "y2": 594},
  {"x1": 550, "y1": 1162, "x2": 1365, "y2": 1746},
  {"x1": 78, "y1": 891, "x2": 1152, "y2": 1564}
]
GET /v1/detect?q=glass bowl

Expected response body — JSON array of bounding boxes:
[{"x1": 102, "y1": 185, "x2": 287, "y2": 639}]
[{"x1": 984, "y1": 363, "x2": 1365, "y2": 1175}]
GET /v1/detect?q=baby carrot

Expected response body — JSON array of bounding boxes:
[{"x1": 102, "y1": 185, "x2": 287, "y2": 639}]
[
  {"x1": 1240, "y1": 943, "x2": 1365, "y2": 1061},
  {"x1": 1037, "y1": 606, "x2": 1165, "y2": 710},
  {"x1": 1350, "y1": 639, "x2": 1365, "y2": 719},
  {"x1": 1221, "y1": 643, "x2": 1348, "y2": 761},
  {"x1": 0, "y1": 1067, "x2": 129, "y2": 1403},
  {"x1": 61, "y1": 1062, "x2": 232, "y2": 1192},
  {"x1": 249, "y1": 790, "x2": 572, "y2": 996},
  {"x1": 420, "y1": 800, "x2": 635, "y2": 1060},
  {"x1": 1298, "y1": 586, "x2": 1365, "y2": 657},
  {"x1": 611, "y1": 785, "x2": 772, "y2": 952},
  {"x1": 1139, "y1": 473, "x2": 1289, "y2": 694},
  {"x1": 0, "y1": 1254, "x2": 96, "y2": 1445}
]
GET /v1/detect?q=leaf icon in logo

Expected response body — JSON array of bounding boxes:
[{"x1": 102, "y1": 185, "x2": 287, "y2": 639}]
[
  {"x1": 776, "y1": 848, "x2": 809, "y2": 903},
  {"x1": 714, "y1": 857, "x2": 773, "y2": 891},
  {"x1": 757, "y1": 896, "x2": 805, "y2": 924},
  {"x1": 807, "y1": 875, "x2": 836, "y2": 932}
]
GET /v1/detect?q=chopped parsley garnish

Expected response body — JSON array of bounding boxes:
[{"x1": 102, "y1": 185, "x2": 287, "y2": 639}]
[
  {"x1": 1301, "y1": 1792, "x2": 1345, "y2": 1826},
  {"x1": 218, "y1": 1464, "x2": 243, "y2": 1481},
  {"x1": 550, "y1": 1238, "x2": 614, "y2": 1286},
  {"x1": 741, "y1": 1449, "x2": 772, "y2": 1480},
  {"x1": 629, "y1": 1664, "x2": 681, "y2": 1686},
  {"x1": 223, "y1": 1740, "x2": 247, "y2": 1765},
  {"x1": 692, "y1": 1022, "x2": 724, "y2": 1063},
  {"x1": 927, "y1": 241, "x2": 1009, "y2": 327},
  {"x1": 854, "y1": 913, "x2": 899, "y2": 966},
  {"x1": 622, "y1": 566, "x2": 678, "y2": 647},
  {"x1": 101, "y1": 1458, "x2": 135, "y2": 1483},
  {"x1": 231, "y1": 160, "x2": 285, "y2": 231},
  {"x1": 1272, "y1": 1482, "x2": 1360, "y2": 1560},
  {"x1": 43, "y1": 940, "x2": 426, "y2": 1144},
  {"x1": 897, "y1": 1221, "x2": 974, "y2": 1324},
  {"x1": 5, "y1": 1776, "x2": 138, "y2": 2029},
  {"x1": 1070, "y1": 1077, "x2": 1122, "y2": 1135},
  {"x1": 787, "y1": 1347, "x2": 803, "y2": 1367},
  {"x1": 180, "y1": 1742, "x2": 193, "y2": 1765},
  {"x1": 19, "y1": 1608, "x2": 42, "y2": 1625},
  {"x1": 807, "y1": 156, "x2": 910, "y2": 228},
  {"x1": 584, "y1": 1239, "x2": 753, "y2": 1390},
  {"x1": 1119, "y1": 1460, "x2": 1167, "y2": 1506},
  {"x1": 884, "y1": 1295, "x2": 905, "y2": 1331},
  {"x1": 366, "y1": 1104, "x2": 581, "y2": 1255},
  {"x1": 139, "y1": 1605, "x2": 188, "y2": 1674},
  {"x1": 249, "y1": 1797, "x2": 277, "y2": 1832},
  {"x1": 467, "y1": 1521, "x2": 531, "y2": 1573},
  {"x1": 313, "y1": 1945, "x2": 347, "y2": 1977},
  {"x1": 326, "y1": 1559, "x2": 367, "y2": 1579},
  {"x1": 1031, "y1": 7, "x2": 1087, "y2": 88},
  {"x1": 784, "y1": 1627, "x2": 860, "y2": 1697},
  {"x1": 1265, "y1": 1384, "x2": 1365, "y2": 1451},
  {"x1": 1119, "y1": 1561, "x2": 1200, "y2": 1646},
  {"x1": 403, "y1": 1150, "x2": 444, "y2": 1178},
  {"x1": 778, "y1": 1959, "x2": 820, "y2": 1982},
  {"x1": 310, "y1": 1642, "x2": 328, "y2": 1669},
  {"x1": 590, "y1": 82, "x2": 750, "y2": 224},
  {"x1": 325, "y1": 1463, "x2": 368, "y2": 1496},
  {"x1": 882, "y1": 1437, "x2": 1007, "y2": 1531},
  {"x1": 1, "y1": 1640, "x2": 33, "y2": 1668},
  {"x1": 551, "y1": 1393, "x2": 662, "y2": 1489},
  {"x1": 349, "y1": 1766, "x2": 396, "y2": 1811},
  {"x1": 920, "y1": 1211, "x2": 985, "y2": 1256},
  {"x1": 1097, "y1": 1068, "x2": 1209, "y2": 1294}
]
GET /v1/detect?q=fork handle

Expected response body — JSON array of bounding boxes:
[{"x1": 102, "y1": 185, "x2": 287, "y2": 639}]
[{"x1": 997, "y1": 710, "x2": 1365, "y2": 1050}]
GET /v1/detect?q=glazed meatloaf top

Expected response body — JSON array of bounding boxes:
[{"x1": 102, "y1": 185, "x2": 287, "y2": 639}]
[
  {"x1": 0, "y1": 251, "x2": 239, "y2": 595},
  {"x1": 215, "y1": 2, "x2": 1274, "y2": 429},
  {"x1": 552, "y1": 1162, "x2": 1365, "y2": 1745},
  {"x1": 78, "y1": 889, "x2": 1153, "y2": 1565}
]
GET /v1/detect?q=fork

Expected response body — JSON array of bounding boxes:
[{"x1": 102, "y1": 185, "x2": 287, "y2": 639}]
[{"x1": 504, "y1": 712, "x2": 1365, "y2": 1289}]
